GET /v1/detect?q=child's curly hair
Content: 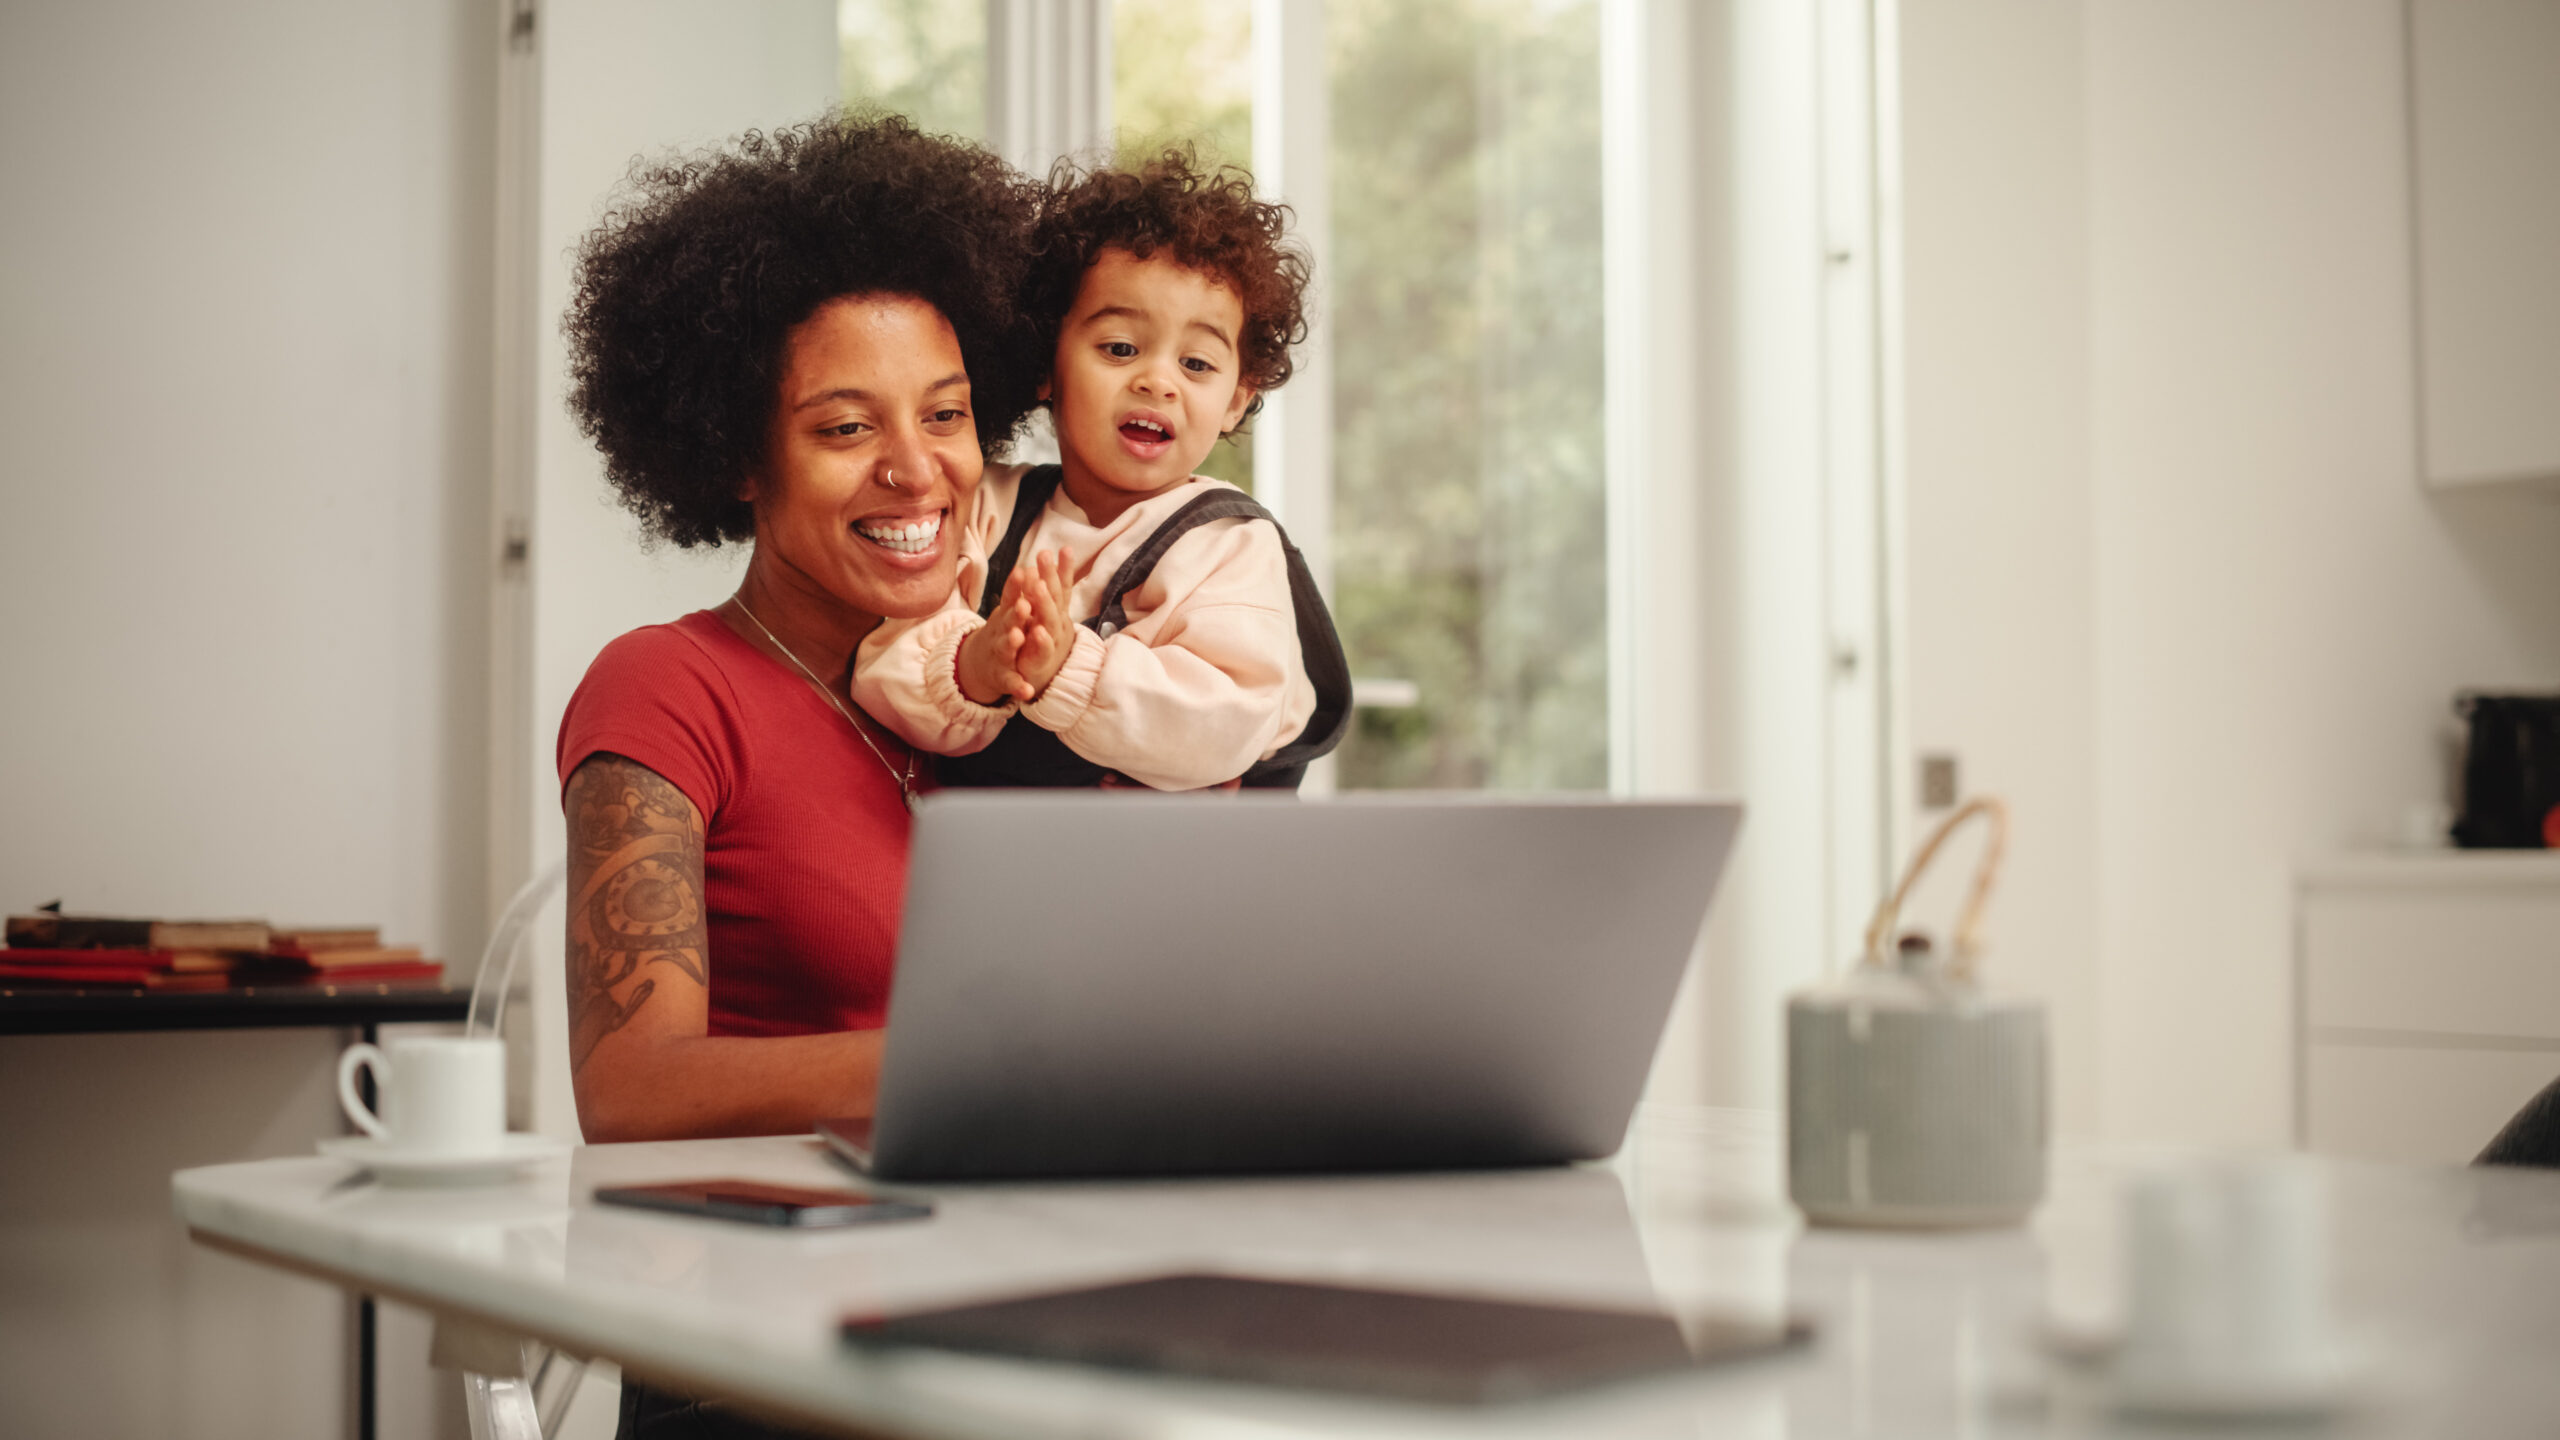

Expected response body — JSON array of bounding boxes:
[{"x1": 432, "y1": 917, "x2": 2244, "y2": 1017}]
[
  {"x1": 565, "y1": 113, "x2": 1043, "y2": 549},
  {"x1": 1029, "y1": 148, "x2": 1311, "y2": 426}
]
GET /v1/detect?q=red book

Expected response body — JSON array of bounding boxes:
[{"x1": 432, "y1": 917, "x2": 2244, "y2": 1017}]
[
  {"x1": 262, "y1": 944, "x2": 428, "y2": 970},
  {"x1": 0, "y1": 961, "x2": 228, "y2": 991},
  {"x1": 297, "y1": 960, "x2": 445, "y2": 984},
  {"x1": 0, "y1": 947, "x2": 172, "y2": 968}
]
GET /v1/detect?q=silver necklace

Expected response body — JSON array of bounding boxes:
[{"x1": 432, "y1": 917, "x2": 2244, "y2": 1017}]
[{"x1": 728, "y1": 595, "x2": 919, "y2": 812}]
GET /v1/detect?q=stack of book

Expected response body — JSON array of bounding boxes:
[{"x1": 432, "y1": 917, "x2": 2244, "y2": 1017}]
[
  {"x1": 258, "y1": 927, "x2": 443, "y2": 985},
  {"x1": 2, "y1": 911, "x2": 444, "y2": 990},
  {"x1": 2, "y1": 915, "x2": 270, "y2": 991}
]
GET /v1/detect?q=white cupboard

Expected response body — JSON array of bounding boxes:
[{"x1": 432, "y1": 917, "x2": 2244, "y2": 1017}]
[
  {"x1": 2297, "y1": 852, "x2": 2560, "y2": 1163},
  {"x1": 2409, "y1": 0, "x2": 2560, "y2": 489}
]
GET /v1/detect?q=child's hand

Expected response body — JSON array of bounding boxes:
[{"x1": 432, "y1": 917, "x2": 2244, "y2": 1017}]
[
  {"x1": 1007, "y1": 550, "x2": 1078, "y2": 700},
  {"x1": 954, "y1": 571, "x2": 1032, "y2": 705},
  {"x1": 954, "y1": 550, "x2": 1076, "y2": 705}
]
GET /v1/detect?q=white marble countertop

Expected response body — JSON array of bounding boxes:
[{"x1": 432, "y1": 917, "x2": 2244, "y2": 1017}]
[{"x1": 173, "y1": 1109, "x2": 2560, "y2": 1438}]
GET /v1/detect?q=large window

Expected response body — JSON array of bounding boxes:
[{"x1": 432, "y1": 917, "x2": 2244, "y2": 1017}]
[
  {"x1": 836, "y1": 0, "x2": 983, "y2": 142},
  {"x1": 1319, "y1": 1, "x2": 1605, "y2": 790},
  {"x1": 841, "y1": 0, "x2": 1610, "y2": 792},
  {"x1": 1112, "y1": 0, "x2": 1251, "y2": 167},
  {"x1": 1109, "y1": 0, "x2": 1257, "y2": 493}
]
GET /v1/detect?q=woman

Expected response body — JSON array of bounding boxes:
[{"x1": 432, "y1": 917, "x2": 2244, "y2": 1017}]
[{"x1": 556, "y1": 114, "x2": 1042, "y2": 1145}]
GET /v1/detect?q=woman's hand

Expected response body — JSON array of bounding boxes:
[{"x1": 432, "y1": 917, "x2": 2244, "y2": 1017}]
[{"x1": 956, "y1": 550, "x2": 1076, "y2": 705}]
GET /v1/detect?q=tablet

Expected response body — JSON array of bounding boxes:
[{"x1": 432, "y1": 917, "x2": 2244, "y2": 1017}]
[{"x1": 841, "y1": 1273, "x2": 1809, "y2": 1404}]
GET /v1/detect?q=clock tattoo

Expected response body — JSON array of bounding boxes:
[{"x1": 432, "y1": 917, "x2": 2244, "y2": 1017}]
[{"x1": 564, "y1": 755, "x2": 710, "y2": 1074}]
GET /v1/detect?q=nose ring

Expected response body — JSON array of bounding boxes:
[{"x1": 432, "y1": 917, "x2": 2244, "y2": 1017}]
[{"x1": 882, "y1": 466, "x2": 899, "y2": 490}]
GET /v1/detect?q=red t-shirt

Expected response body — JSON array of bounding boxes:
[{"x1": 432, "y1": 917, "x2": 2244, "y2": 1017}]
[{"x1": 555, "y1": 610, "x2": 919, "y2": 1038}]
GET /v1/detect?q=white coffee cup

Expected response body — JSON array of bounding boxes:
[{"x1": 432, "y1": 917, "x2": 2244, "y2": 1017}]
[
  {"x1": 337, "y1": 1036, "x2": 506, "y2": 1154},
  {"x1": 2118, "y1": 1159, "x2": 2333, "y2": 1396}
]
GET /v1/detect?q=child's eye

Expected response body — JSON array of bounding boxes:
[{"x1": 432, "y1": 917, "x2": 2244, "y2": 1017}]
[
  {"x1": 1100, "y1": 341, "x2": 1139, "y2": 360},
  {"x1": 1182, "y1": 356, "x2": 1218, "y2": 375},
  {"x1": 928, "y1": 406, "x2": 969, "y2": 424}
]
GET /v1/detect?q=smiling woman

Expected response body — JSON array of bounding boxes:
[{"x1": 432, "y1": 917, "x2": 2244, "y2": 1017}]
[
  {"x1": 747, "y1": 294, "x2": 985, "y2": 625},
  {"x1": 553, "y1": 114, "x2": 1040, "y2": 1150}
]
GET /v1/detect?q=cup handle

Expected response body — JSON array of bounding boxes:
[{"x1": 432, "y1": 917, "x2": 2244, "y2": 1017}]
[{"x1": 337, "y1": 1043, "x2": 391, "y2": 1140}]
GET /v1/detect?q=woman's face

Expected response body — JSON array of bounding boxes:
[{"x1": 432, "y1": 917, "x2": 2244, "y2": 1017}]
[{"x1": 745, "y1": 294, "x2": 982, "y2": 623}]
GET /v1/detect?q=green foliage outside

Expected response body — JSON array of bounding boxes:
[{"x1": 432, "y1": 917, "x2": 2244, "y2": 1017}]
[
  {"x1": 1112, "y1": 0, "x2": 1252, "y2": 170},
  {"x1": 1326, "y1": 0, "x2": 1606, "y2": 790},
  {"x1": 838, "y1": 0, "x2": 983, "y2": 143},
  {"x1": 1110, "y1": 0, "x2": 1257, "y2": 493}
]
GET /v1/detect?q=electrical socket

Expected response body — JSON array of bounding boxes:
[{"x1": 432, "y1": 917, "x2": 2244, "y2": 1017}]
[{"x1": 1919, "y1": 753, "x2": 1960, "y2": 810}]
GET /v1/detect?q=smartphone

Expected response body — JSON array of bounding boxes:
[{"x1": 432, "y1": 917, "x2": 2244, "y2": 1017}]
[{"x1": 594, "y1": 1179, "x2": 933, "y2": 1228}]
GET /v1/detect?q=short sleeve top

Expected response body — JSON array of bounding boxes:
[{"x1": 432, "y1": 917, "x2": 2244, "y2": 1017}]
[{"x1": 555, "y1": 610, "x2": 918, "y2": 1037}]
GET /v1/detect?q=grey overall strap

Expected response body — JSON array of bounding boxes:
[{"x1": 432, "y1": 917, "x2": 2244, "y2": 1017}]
[
  {"x1": 974, "y1": 465, "x2": 1065, "y2": 620},
  {"x1": 1082, "y1": 488, "x2": 1353, "y2": 788},
  {"x1": 1088, "y1": 490, "x2": 1276, "y2": 635}
]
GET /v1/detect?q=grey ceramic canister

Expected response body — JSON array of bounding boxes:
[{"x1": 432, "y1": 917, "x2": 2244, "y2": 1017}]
[{"x1": 1787, "y1": 797, "x2": 2049, "y2": 1228}]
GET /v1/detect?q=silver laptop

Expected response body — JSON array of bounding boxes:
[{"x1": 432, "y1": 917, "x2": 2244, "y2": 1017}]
[{"x1": 821, "y1": 792, "x2": 1740, "y2": 1181}]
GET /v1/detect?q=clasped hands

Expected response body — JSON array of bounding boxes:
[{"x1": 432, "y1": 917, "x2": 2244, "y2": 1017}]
[
  {"x1": 953, "y1": 550, "x2": 1247, "y2": 794},
  {"x1": 956, "y1": 549, "x2": 1077, "y2": 707}
]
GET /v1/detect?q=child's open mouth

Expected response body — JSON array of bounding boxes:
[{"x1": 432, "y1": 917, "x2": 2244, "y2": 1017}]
[
  {"x1": 1117, "y1": 414, "x2": 1175, "y2": 460},
  {"x1": 854, "y1": 510, "x2": 943, "y2": 556}
]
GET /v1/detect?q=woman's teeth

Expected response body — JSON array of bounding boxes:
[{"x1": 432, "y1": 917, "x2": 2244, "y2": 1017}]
[{"x1": 857, "y1": 514, "x2": 941, "y2": 554}]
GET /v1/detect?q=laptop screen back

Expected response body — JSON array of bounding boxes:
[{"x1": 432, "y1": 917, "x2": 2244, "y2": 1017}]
[{"x1": 866, "y1": 793, "x2": 1739, "y2": 1181}]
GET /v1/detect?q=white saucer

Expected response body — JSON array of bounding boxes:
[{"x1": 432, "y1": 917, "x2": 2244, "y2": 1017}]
[
  {"x1": 2040, "y1": 1321, "x2": 2370, "y2": 1422},
  {"x1": 2109, "y1": 1356, "x2": 2359, "y2": 1421},
  {"x1": 318, "y1": 1133, "x2": 573, "y2": 1187}
]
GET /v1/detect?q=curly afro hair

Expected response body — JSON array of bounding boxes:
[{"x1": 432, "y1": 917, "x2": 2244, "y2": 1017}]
[
  {"x1": 565, "y1": 113, "x2": 1043, "y2": 549},
  {"x1": 1028, "y1": 148, "x2": 1310, "y2": 427}
]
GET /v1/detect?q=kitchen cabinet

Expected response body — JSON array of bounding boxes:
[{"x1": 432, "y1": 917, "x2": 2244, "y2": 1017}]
[
  {"x1": 2297, "y1": 851, "x2": 2560, "y2": 1162},
  {"x1": 2410, "y1": 0, "x2": 2560, "y2": 490}
]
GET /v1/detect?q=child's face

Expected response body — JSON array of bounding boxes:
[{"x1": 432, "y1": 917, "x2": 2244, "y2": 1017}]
[{"x1": 1044, "y1": 248, "x2": 1256, "y2": 513}]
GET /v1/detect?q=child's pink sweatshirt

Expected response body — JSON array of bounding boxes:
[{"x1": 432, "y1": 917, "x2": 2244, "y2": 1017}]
[{"x1": 850, "y1": 462, "x2": 1319, "y2": 791}]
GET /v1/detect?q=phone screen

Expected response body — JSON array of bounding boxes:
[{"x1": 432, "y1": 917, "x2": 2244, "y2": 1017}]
[{"x1": 594, "y1": 1179, "x2": 933, "y2": 1228}]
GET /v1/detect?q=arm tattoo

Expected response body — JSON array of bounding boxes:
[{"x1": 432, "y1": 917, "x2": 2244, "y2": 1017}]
[{"x1": 564, "y1": 755, "x2": 709, "y2": 1074}]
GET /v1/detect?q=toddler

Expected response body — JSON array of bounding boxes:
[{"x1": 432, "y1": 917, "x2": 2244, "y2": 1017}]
[{"x1": 853, "y1": 151, "x2": 1348, "y2": 789}]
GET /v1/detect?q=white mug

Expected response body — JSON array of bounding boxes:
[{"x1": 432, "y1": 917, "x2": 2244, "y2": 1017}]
[
  {"x1": 2118, "y1": 1159, "x2": 2333, "y2": 1393},
  {"x1": 337, "y1": 1036, "x2": 506, "y2": 1154}
]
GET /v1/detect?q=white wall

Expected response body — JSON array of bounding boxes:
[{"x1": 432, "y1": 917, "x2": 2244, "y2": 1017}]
[
  {"x1": 0, "y1": 0, "x2": 497, "y2": 1433},
  {"x1": 1, "y1": 0, "x2": 492, "y2": 954},
  {"x1": 2085, "y1": 0, "x2": 2560, "y2": 1145},
  {"x1": 1900, "y1": 0, "x2": 2560, "y2": 1147},
  {"x1": 1898, "y1": 0, "x2": 2100, "y2": 1135}
]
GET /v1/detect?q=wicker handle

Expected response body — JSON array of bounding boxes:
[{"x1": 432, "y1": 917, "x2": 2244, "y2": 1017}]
[{"x1": 1861, "y1": 796, "x2": 2010, "y2": 980}]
